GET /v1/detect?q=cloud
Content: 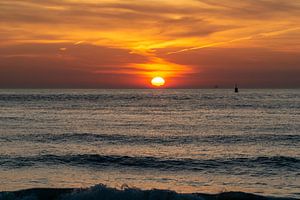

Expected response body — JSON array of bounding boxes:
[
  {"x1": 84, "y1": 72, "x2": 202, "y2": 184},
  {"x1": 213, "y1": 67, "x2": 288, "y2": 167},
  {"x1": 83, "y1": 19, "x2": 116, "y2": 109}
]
[
  {"x1": 0, "y1": 0, "x2": 232, "y2": 40},
  {"x1": 0, "y1": 0, "x2": 299, "y2": 88},
  {"x1": 158, "y1": 47, "x2": 300, "y2": 88},
  {"x1": 0, "y1": 43, "x2": 152, "y2": 88},
  {"x1": 197, "y1": 0, "x2": 300, "y2": 19}
]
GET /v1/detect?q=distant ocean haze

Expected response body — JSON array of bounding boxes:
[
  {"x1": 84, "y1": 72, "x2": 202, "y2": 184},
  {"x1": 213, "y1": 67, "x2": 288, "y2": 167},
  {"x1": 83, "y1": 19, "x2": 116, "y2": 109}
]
[{"x1": 0, "y1": 89, "x2": 299, "y2": 199}]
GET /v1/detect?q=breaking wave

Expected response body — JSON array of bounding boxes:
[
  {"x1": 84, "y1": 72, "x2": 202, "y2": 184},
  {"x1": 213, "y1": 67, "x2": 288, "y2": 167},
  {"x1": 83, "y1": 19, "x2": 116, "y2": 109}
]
[{"x1": 0, "y1": 184, "x2": 298, "y2": 200}]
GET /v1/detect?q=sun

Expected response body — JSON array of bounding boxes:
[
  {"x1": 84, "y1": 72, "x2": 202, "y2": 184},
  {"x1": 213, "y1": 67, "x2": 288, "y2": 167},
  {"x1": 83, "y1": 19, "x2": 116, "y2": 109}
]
[{"x1": 151, "y1": 77, "x2": 165, "y2": 87}]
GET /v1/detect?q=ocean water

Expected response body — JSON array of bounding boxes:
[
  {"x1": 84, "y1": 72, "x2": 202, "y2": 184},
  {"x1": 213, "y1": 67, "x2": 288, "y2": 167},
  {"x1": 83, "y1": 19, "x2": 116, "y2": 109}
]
[{"x1": 0, "y1": 89, "x2": 299, "y2": 199}]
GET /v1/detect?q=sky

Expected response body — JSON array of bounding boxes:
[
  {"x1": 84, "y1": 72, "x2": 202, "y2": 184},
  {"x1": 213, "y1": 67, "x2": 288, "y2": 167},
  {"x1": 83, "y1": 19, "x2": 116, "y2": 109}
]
[{"x1": 0, "y1": 0, "x2": 299, "y2": 88}]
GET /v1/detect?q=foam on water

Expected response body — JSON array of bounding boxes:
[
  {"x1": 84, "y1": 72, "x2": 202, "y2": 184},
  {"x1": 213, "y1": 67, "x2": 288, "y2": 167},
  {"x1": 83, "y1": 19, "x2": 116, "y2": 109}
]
[
  {"x1": 0, "y1": 89, "x2": 299, "y2": 198},
  {"x1": 0, "y1": 184, "x2": 298, "y2": 200}
]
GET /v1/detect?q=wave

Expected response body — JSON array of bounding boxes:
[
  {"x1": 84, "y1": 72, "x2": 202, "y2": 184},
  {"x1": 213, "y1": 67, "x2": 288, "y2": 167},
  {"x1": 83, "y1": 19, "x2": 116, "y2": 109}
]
[
  {"x1": 0, "y1": 93, "x2": 194, "y2": 102},
  {"x1": 1, "y1": 91, "x2": 299, "y2": 110},
  {"x1": 1, "y1": 133, "x2": 299, "y2": 146},
  {"x1": 0, "y1": 184, "x2": 298, "y2": 200},
  {"x1": 1, "y1": 154, "x2": 299, "y2": 173}
]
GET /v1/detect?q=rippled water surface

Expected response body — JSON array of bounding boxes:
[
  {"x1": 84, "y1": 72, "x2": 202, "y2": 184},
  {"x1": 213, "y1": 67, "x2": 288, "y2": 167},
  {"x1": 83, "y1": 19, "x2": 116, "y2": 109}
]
[{"x1": 0, "y1": 89, "x2": 299, "y2": 198}]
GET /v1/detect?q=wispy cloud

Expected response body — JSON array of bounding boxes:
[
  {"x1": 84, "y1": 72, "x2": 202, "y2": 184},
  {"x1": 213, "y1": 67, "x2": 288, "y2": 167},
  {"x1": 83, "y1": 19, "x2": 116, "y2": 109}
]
[
  {"x1": 0, "y1": 0, "x2": 299, "y2": 88},
  {"x1": 167, "y1": 27, "x2": 300, "y2": 55}
]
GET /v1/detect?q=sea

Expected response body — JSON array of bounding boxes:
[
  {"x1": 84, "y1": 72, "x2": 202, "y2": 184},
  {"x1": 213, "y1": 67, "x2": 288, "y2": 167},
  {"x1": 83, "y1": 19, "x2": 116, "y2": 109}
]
[{"x1": 0, "y1": 89, "x2": 299, "y2": 200}]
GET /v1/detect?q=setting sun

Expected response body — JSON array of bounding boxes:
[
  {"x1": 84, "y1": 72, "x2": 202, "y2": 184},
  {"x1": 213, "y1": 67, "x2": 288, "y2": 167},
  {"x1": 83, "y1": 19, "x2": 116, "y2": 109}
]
[{"x1": 151, "y1": 77, "x2": 165, "y2": 87}]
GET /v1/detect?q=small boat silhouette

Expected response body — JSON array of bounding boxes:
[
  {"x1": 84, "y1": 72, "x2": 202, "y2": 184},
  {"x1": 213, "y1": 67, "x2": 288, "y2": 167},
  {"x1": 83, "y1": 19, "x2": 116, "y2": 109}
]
[{"x1": 235, "y1": 84, "x2": 239, "y2": 93}]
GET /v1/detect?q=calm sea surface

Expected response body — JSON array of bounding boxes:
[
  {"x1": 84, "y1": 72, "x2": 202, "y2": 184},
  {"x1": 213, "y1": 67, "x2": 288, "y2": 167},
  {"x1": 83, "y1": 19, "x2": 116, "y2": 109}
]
[{"x1": 0, "y1": 89, "x2": 299, "y2": 198}]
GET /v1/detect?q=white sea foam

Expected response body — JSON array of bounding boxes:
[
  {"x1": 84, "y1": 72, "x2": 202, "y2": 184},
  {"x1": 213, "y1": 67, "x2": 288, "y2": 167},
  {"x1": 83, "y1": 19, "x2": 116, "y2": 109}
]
[
  {"x1": 1, "y1": 89, "x2": 299, "y2": 198},
  {"x1": 0, "y1": 184, "x2": 298, "y2": 200}
]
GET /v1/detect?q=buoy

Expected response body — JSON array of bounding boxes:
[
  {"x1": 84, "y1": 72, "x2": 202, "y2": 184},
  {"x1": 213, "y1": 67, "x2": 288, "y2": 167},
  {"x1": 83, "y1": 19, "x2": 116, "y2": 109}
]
[{"x1": 235, "y1": 84, "x2": 239, "y2": 93}]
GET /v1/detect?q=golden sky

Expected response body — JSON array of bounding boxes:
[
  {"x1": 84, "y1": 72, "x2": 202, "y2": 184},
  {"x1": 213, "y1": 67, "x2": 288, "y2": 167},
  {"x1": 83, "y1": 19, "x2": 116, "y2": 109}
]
[{"x1": 0, "y1": 0, "x2": 300, "y2": 88}]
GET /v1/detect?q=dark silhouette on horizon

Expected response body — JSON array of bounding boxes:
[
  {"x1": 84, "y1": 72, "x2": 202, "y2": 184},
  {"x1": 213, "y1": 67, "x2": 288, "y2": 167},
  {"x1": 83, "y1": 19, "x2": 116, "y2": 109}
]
[{"x1": 235, "y1": 84, "x2": 239, "y2": 93}]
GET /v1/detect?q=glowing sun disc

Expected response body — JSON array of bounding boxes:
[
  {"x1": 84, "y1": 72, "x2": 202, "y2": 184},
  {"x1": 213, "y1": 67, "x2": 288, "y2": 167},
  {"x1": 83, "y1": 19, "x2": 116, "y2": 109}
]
[{"x1": 151, "y1": 77, "x2": 165, "y2": 87}]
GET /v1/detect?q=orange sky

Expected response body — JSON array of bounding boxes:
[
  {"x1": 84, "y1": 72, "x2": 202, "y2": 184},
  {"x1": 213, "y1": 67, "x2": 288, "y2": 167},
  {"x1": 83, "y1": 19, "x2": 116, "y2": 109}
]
[{"x1": 0, "y1": 0, "x2": 299, "y2": 88}]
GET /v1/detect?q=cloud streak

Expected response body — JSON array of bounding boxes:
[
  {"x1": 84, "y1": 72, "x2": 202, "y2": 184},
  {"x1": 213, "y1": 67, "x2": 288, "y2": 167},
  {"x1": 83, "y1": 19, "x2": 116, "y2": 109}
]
[{"x1": 0, "y1": 0, "x2": 299, "y2": 88}]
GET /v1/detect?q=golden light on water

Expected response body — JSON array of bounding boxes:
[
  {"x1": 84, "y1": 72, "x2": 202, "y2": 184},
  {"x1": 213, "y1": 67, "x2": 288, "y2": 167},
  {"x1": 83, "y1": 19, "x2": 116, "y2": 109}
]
[{"x1": 151, "y1": 77, "x2": 165, "y2": 87}]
